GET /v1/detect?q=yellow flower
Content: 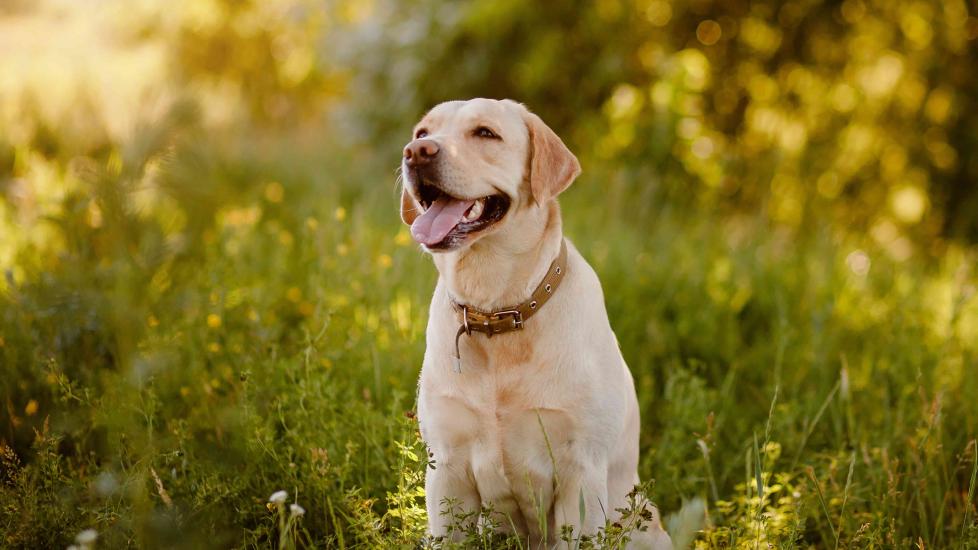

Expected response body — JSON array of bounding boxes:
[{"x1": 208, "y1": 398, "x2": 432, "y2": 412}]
[
  {"x1": 286, "y1": 287, "x2": 302, "y2": 302},
  {"x1": 25, "y1": 399, "x2": 38, "y2": 416},
  {"x1": 278, "y1": 230, "x2": 294, "y2": 247},
  {"x1": 206, "y1": 314, "x2": 222, "y2": 328},
  {"x1": 208, "y1": 342, "x2": 222, "y2": 353},
  {"x1": 298, "y1": 301, "x2": 315, "y2": 316},
  {"x1": 147, "y1": 315, "x2": 159, "y2": 328},
  {"x1": 334, "y1": 207, "x2": 347, "y2": 221},
  {"x1": 377, "y1": 254, "x2": 393, "y2": 269},
  {"x1": 336, "y1": 243, "x2": 349, "y2": 256},
  {"x1": 394, "y1": 229, "x2": 411, "y2": 246},
  {"x1": 264, "y1": 182, "x2": 284, "y2": 203}
]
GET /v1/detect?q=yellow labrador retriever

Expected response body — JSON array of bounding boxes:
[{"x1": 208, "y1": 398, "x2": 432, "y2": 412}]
[{"x1": 400, "y1": 98, "x2": 671, "y2": 549}]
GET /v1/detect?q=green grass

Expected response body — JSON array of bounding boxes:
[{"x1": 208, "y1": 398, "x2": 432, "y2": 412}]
[{"x1": 1, "y1": 106, "x2": 978, "y2": 548}]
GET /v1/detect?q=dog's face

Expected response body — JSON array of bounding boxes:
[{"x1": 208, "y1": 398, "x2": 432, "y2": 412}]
[{"x1": 400, "y1": 98, "x2": 580, "y2": 252}]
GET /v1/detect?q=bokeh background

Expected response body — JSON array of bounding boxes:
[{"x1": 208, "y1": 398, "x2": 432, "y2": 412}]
[{"x1": 1, "y1": 0, "x2": 977, "y2": 548}]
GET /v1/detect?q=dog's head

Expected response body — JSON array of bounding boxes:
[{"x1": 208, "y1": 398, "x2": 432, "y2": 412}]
[{"x1": 399, "y1": 98, "x2": 580, "y2": 252}]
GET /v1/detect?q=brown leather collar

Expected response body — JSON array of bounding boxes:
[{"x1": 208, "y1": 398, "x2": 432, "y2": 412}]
[{"x1": 450, "y1": 239, "x2": 568, "y2": 372}]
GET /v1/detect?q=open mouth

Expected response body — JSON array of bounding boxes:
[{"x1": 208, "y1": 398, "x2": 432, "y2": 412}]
[{"x1": 409, "y1": 180, "x2": 510, "y2": 250}]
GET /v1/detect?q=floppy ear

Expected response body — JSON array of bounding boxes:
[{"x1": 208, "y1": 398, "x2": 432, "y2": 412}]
[
  {"x1": 522, "y1": 110, "x2": 581, "y2": 205},
  {"x1": 400, "y1": 187, "x2": 420, "y2": 225}
]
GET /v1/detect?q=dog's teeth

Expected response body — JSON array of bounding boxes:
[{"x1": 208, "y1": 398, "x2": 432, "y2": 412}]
[{"x1": 464, "y1": 199, "x2": 484, "y2": 222}]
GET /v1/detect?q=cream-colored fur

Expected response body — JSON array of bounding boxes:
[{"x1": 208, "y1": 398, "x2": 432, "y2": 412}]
[{"x1": 401, "y1": 98, "x2": 671, "y2": 549}]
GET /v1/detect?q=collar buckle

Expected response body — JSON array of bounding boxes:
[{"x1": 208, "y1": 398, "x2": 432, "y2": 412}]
[
  {"x1": 492, "y1": 309, "x2": 524, "y2": 330},
  {"x1": 461, "y1": 306, "x2": 471, "y2": 335}
]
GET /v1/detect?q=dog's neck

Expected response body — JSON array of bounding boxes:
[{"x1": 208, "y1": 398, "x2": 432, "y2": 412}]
[{"x1": 432, "y1": 201, "x2": 564, "y2": 312}]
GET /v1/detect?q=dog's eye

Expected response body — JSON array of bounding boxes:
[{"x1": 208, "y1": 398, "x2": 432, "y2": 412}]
[
  {"x1": 415, "y1": 129, "x2": 428, "y2": 139},
  {"x1": 473, "y1": 126, "x2": 500, "y2": 140}
]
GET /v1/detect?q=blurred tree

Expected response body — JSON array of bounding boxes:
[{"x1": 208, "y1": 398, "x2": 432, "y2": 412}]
[
  {"x1": 138, "y1": 0, "x2": 347, "y2": 125},
  {"x1": 338, "y1": 0, "x2": 978, "y2": 245}
]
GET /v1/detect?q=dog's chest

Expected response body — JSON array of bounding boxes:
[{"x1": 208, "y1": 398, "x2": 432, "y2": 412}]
[
  {"x1": 424, "y1": 352, "x2": 578, "y2": 518},
  {"x1": 472, "y1": 398, "x2": 575, "y2": 514}
]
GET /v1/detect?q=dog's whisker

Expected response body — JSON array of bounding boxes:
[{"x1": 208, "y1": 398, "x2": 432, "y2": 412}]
[{"x1": 393, "y1": 171, "x2": 405, "y2": 195}]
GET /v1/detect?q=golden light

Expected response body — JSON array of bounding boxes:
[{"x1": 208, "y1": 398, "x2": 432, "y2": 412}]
[
  {"x1": 644, "y1": 0, "x2": 672, "y2": 27},
  {"x1": 696, "y1": 20, "x2": 722, "y2": 46},
  {"x1": 890, "y1": 186, "x2": 927, "y2": 224}
]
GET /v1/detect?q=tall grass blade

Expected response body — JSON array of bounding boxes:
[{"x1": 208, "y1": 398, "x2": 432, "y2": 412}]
[
  {"x1": 753, "y1": 432, "x2": 764, "y2": 549},
  {"x1": 791, "y1": 382, "x2": 840, "y2": 470},
  {"x1": 962, "y1": 440, "x2": 978, "y2": 549},
  {"x1": 809, "y1": 468, "x2": 838, "y2": 546},
  {"x1": 576, "y1": 487, "x2": 586, "y2": 550},
  {"x1": 835, "y1": 450, "x2": 856, "y2": 550}
]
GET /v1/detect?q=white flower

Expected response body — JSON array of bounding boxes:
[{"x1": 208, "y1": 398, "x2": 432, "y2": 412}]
[
  {"x1": 290, "y1": 503, "x2": 306, "y2": 517},
  {"x1": 75, "y1": 529, "x2": 98, "y2": 544},
  {"x1": 268, "y1": 490, "x2": 288, "y2": 504}
]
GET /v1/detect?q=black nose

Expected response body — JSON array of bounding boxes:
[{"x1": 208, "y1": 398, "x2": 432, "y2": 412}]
[{"x1": 403, "y1": 139, "x2": 440, "y2": 168}]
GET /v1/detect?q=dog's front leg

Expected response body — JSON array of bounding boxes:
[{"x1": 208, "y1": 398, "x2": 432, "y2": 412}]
[
  {"x1": 425, "y1": 459, "x2": 481, "y2": 541},
  {"x1": 553, "y1": 465, "x2": 608, "y2": 545}
]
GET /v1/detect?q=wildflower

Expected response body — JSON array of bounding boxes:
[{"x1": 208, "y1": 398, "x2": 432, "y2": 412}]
[
  {"x1": 334, "y1": 207, "x2": 346, "y2": 221},
  {"x1": 264, "y1": 182, "x2": 284, "y2": 203},
  {"x1": 24, "y1": 399, "x2": 38, "y2": 416},
  {"x1": 290, "y1": 503, "x2": 306, "y2": 517},
  {"x1": 206, "y1": 314, "x2": 222, "y2": 329},
  {"x1": 269, "y1": 490, "x2": 288, "y2": 504},
  {"x1": 394, "y1": 229, "x2": 411, "y2": 246},
  {"x1": 286, "y1": 287, "x2": 302, "y2": 303},
  {"x1": 75, "y1": 529, "x2": 98, "y2": 545}
]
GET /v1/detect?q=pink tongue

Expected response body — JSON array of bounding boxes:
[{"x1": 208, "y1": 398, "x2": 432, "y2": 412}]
[{"x1": 411, "y1": 196, "x2": 475, "y2": 246}]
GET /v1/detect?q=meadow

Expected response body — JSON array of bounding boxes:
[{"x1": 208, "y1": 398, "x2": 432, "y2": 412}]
[{"x1": 2, "y1": 1, "x2": 978, "y2": 548}]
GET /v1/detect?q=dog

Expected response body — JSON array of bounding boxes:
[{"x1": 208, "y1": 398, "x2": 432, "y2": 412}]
[{"x1": 400, "y1": 98, "x2": 671, "y2": 549}]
